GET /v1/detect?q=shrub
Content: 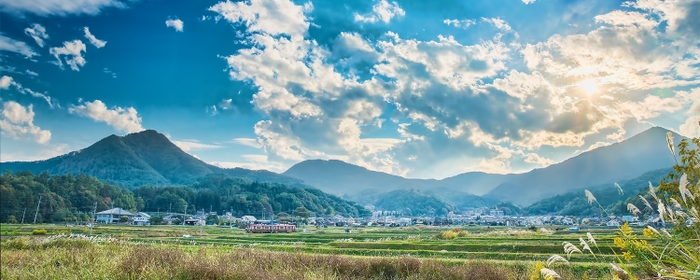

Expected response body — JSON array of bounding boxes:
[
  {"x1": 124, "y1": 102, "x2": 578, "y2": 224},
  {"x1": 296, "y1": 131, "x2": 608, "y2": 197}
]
[
  {"x1": 32, "y1": 229, "x2": 47, "y2": 235},
  {"x1": 436, "y1": 230, "x2": 458, "y2": 240}
]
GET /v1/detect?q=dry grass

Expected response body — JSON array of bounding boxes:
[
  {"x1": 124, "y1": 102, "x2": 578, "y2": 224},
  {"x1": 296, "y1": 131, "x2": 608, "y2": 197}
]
[{"x1": 0, "y1": 238, "x2": 556, "y2": 280}]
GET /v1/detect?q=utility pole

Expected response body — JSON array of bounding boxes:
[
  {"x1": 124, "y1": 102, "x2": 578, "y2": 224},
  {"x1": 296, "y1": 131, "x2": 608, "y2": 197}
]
[
  {"x1": 182, "y1": 204, "x2": 188, "y2": 226},
  {"x1": 169, "y1": 203, "x2": 172, "y2": 215},
  {"x1": 33, "y1": 194, "x2": 42, "y2": 224},
  {"x1": 20, "y1": 207, "x2": 26, "y2": 224},
  {"x1": 90, "y1": 201, "x2": 97, "y2": 235}
]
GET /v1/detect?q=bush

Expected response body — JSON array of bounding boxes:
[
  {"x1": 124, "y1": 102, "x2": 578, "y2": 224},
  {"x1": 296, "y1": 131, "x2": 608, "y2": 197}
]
[
  {"x1": 436, "y1": 230, "x2": 458, "y2": 240},
  {"x1": 32, "y1": 229, "x2": 47, "y2": 235}
]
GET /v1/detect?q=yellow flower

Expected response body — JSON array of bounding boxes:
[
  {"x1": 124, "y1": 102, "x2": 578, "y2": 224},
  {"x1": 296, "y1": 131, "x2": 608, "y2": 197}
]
[
  {"x1": 614, "y1": 237, "x2": 627, "y2": 249},
  {"x1": 530, "y1": 262, "x2": 546, "y2": 280},
  {"x1": 643, "y1": 228, "x2": 657, "y2": 238},
  {"x1": 623, "y1": 251, "x2": 634, "y2": 261},
  {"x1": 613, "y1": 275, "x2": 621, "y2": 280},
  {"x1": 620, "y1": 222, "x2": 633, "y2": 236}
]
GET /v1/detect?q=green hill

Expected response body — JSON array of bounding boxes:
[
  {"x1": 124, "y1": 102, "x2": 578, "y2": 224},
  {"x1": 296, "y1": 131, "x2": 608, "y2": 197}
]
[{"x1": 0, "y1": 130, "x2": 303, "y2": 188}]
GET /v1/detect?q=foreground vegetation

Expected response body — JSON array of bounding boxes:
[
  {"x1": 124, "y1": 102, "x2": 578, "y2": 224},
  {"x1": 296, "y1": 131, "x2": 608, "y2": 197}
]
[{"x1": 1, "y1": 224, "x2": 616, "y2": 279}]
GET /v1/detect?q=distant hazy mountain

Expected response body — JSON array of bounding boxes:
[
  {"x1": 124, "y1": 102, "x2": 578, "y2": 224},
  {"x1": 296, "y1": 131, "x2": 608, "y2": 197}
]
[
  {"x1": 284, "y1": 127, "x2": 686, "y2": 207},
  {"x1": 524, "y1": 167, "x2": 673, "y2": 216},
  {"x1": 0, "y1": 130, "x2": 303, "y2": 188},
  {"x1": 483, "y1": 127, "x2": 685, "y2": 205}
]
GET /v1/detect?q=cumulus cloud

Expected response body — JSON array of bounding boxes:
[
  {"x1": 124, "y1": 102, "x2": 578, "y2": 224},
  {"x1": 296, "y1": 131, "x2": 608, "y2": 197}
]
[
  {"x1": 83, "y1": 27, "x2": 106, "y2": 48},
  {"x1": 68, "y1": 100, "x2": 144, "y2": 133},
  {"x1": 354, "y1": 0, "x2": 405, "y2": 24},
  {"x1": 209, "y1": 0, "x2": 700, "y2": 177},
  {"x1": 443, "y1": 19, "x2": 476, "y2": 29},
  {"x1": 0, "y1": 33, "x2": 38, "y2": 58},
  {"x1": 165, "y1": 19, "x2": 184, "y2": 32},
  {"x1": 49, "y1": 40, "x2": 87, "y2": 71},
  {"x1": 0, "y1": 0, "x2": 127, "y2": 16},
  {"x1": 24, "y1": 24, "x2": 49, "y2": 47},
  {"x1": 0, "y1": 75, "x2": 57, "y2": 108},
  {"x1": 208, "y1": 0, "x2": 311, "y2": 37},
  {"x1": 0, "y1": 101, "x2": 51, "y2": 144},
  {"x1": 522, "y1": 0, "x2": 536, "y2": 4}
]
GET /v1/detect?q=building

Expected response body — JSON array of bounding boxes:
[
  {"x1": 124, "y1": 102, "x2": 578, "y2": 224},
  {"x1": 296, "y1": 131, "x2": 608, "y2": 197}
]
[
  {"x1": 96, "y1": 208, "x2": 135, "y2": 224},
  {"x1": 132, "y1": 212, "x2": 151, "y2": 226},
  {"x1": 241, "y1": 215, "x2": 257, "y2": 224}
]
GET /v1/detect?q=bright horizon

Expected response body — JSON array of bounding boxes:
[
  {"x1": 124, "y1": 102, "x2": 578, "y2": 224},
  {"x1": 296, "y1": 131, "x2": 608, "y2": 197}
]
[{"x1": 1, "y1": 0, "x2": 699, "y2": 179}]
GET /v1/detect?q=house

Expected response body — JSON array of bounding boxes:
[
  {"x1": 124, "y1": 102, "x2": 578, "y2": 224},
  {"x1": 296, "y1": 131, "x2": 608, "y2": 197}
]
[
  {"x1": 132, "y1": 212, "x2": 151, "y2": 226},
  {"x1": 606, "y1": 220, "x2": 621, "y2": 227},
  {"x1": 96, "y1": 208, "x2": 135, "y2": 224},
  {"x1": 241, "y1": 215, "x2": 257, "y2": 224}
]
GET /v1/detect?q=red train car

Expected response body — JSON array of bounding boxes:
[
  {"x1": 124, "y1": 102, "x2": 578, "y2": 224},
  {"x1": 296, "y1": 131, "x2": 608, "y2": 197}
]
[{"x1": 245, "y1": 223, "x2": 297, "y2": 233}]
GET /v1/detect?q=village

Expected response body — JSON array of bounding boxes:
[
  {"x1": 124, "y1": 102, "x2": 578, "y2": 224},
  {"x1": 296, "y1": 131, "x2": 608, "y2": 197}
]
[{"x1": 91, "y1": 205, "x2": 663, "y2": 230}]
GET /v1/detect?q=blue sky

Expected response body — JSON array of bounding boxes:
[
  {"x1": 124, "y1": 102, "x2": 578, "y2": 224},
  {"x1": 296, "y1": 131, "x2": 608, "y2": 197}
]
[{"x1": 1, "y1": 0, "x2": 698, "y2": 179}]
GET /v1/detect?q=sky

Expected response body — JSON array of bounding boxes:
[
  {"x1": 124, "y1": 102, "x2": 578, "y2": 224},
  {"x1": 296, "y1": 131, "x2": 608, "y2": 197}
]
[{"x1": 0, "y1": 0, "x2": 699, "y2": 179}]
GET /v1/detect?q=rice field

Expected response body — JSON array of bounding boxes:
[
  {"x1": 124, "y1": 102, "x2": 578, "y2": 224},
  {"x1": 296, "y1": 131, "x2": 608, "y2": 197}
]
[{"x1": 0, "y1": 224, "x2": 625, "y2": 279}]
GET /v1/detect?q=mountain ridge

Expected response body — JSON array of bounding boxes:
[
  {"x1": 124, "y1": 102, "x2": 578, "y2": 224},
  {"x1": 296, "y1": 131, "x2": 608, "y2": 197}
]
[{"x1": 1, "y1": 129, "x2": 303, "y2": 188}]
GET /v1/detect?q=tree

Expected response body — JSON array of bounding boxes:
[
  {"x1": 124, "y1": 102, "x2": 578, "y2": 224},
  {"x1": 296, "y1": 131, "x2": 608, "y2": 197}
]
[
  {"x1": 294, "y1": 206, "x2": 310, "y2": 223},
  {"x1": 150, "y1": 215, "x2": 164, "y2": 225},
  {"x1": 7, "y1": 215, "x2": 17, "y2": 224},
  {"x1": 206, "y1": 214, "x2": 219, "y2": 225},
  {"x1": 119, "y1": 215, "x2": 129, "y2": 223},
  {"x1": 276, "y1": 212, "x2": 291, "y2": 223}
]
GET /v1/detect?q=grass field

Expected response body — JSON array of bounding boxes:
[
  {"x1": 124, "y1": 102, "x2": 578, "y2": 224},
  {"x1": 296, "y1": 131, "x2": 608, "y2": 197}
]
[{"x1": 1, "y1": 223, "x2": 629, "y2": 279}]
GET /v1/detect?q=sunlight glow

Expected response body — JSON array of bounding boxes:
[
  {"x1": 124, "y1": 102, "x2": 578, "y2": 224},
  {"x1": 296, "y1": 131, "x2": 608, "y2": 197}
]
[{"x1": 579, "y1": 79, "x2": 599, "y2": 95}]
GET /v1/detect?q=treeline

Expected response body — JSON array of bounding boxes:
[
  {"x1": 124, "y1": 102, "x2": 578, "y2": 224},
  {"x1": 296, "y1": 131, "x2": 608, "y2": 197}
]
[
  {"x1": 524, "y1": 168, "x2": 673, "y2": 216},
  {"x1": 0, "y1": 171, "x2": 370, "y2": 223}
]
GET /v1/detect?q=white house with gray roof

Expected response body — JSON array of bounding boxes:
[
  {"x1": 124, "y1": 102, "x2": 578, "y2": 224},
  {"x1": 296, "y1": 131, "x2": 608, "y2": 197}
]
[{"x1": 96, "y1": 208, "x2": 135, "y2": 224}]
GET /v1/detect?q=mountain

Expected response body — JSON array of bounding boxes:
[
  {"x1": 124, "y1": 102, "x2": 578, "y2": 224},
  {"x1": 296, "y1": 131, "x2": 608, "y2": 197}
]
[
  {"x1": 483, "y1": 127, "x2": 686, "y2": 205},
  {"x1": 524, "y1": 167, "x2": 673, "y2": 216},
  {"x1": 0, "y1": 130, "x2": 303, "y2": 188},
  {"x1": 283, "y1": 127, "x2": 686, "y2": 207}
]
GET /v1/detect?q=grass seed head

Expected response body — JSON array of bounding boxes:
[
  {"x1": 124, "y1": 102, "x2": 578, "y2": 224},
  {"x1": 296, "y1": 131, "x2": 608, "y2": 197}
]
[
  {"x1": 562, "y1": 242, "x2": 582, "y2": 258},
  {"x1": 666, "y1": 131, "x2": 675, "y2": 156},
  {"x1": 540, "y1": 268, "x2": 562, "y2": 280},
  {"x1": 586, "y1": 232, "x2": 597, "y2": 247},
  {"x1": 585, "y1": 190, "x2": 597, "y2": 205},
  {"x1": 615, "y1": 183, "x2": 623, "y2": 195},
  {"x1": 627, "y1": 203, "x2": 641, "y2": 217},
  {"x1": 546, "y1": 254, "x2": 569, "y2": 266},
  {"x1": 649, "y1": 181, "x2": 659, "y2": 202},
  {"x1": 678, "y1": 173, "x2": 694, "y2": 204}
]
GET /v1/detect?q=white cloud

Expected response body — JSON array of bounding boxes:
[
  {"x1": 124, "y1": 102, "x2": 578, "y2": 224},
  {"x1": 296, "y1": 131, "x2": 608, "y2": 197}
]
[
  {"x1": 208, "y1": 0, "x2": 311, "y2": 38},
  {"x1": 49, "y1": 40, "x2": 87, "y2": 71},
  {"x1": 24, "y1": 24, "x2": 49, "y2": 48},
  {"x1": 0, "y1": 0, "x2": 126, "y2": 16},
  {"x1": 25, "y1": 70, "x2": 38, "y2": 76},
  {"x1": 0, "y1": 75, "x2": 57, "y2": 108},
  {"x1": 354, "y1": 0, "x2": 405, "y2": 24},
  {"x1": 0, "y1": 101, "x2": 51, "y2": 144},
  {"x1": 83, "y1": 27, "x2": 106, "y2": 48},
  {"x1": 165, "y1": 19, "x2": 184, "y2": 32},
  {"x1": 210, "y1": 154, "x2": 288, "y2": 172},
  {"x1": 210, "y1": 0, "x2": 700, "y2": 178},
  {"x1": 172, "y1": 140, "x2": 223, "y2": 152},
  {"x1": 521, "y1": 0, "x2": 536, "y2": 4},
  {"x1": 232, "y1": 138, "x2": 262, "y2": 149},
  {"x1": 0, "y1": 33, "x2": 38, "y2": 58},
  {"x1": 0, "y1": 76, "x2": 11, "y2": 89},
  {"x1": 103, "y1": 68, "x2": 117, "y2": 78},
  {"x1": 443, "y1": 19, "x2": 476, "y2": 29},
  {"x1": 68, "y1": 100, "x2": 144, "y2": 133},
  {"x1": 0, "y1": 143, "x2": 70, "y2": 162},
  {"x1": 218, "y1": 99, "x2": 233, "y2": 109},
  {"x1": 482, "y1": 17, "x2": 512, "y2": 32}
]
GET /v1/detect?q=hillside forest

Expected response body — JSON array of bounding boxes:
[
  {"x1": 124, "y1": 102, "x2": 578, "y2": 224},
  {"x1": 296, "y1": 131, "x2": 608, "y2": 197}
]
[{"x1": 0, "y1": 171, "x2": 369, "y2": 223}]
